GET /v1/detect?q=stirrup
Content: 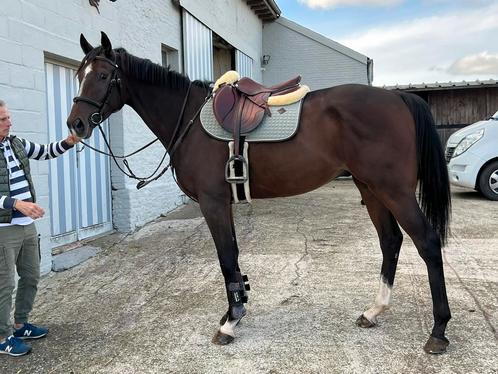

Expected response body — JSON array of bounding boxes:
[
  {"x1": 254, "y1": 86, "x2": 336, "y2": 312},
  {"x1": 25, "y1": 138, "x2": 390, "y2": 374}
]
[{"x1": 225, "y1": 155, "x2": 248, "y2": 184}]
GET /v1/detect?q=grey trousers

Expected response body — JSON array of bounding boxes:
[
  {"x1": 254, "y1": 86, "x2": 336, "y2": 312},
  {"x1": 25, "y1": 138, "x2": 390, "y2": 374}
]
[{"x1": 0, "y1": 223, "x2": 40, "y2": 337}]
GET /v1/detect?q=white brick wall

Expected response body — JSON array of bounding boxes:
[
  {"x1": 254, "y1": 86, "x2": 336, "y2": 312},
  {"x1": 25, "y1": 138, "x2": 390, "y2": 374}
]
[
  {"x1": 262, "y1": 18, "x2": 369, "y2": 89},
  {"x1": 0, "y1": 0, "x2": 183, "y2": 272},
  {"x1": 0, "y1": 0, "x2": 125, "y2": 273},
  {"x1": 2, "y1": 2, "x2": 367, "y2": 274},
  {"x1": 0, "y1": 0, "x2": 266, "y2": 273},
  {"x1": 108, "y1": 0, "x2": 184, "y2": 232}
]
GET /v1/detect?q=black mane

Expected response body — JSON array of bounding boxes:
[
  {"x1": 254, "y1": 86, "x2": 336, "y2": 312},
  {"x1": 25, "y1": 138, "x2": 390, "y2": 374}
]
[
  {"x1": 116, "y1": 48, "x2": 192, "y2": 90},
  {"x1": 78, "y1": 47, "x2": 211, "y2": 92}
]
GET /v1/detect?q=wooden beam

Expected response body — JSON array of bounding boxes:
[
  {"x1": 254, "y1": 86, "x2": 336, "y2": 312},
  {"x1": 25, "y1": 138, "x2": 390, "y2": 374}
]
[
  {"x1": 246, "y1": 0, "x2": 279, "y2": 21},
  {"x1": 251, "y1": 5, "x2": 268, "y2": 11}
]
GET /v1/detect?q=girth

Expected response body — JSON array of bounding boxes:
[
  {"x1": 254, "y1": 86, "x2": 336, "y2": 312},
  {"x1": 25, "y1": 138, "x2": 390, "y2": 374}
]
[{"x1": 212, "y1": 73, "x2": 302, "y2": 184}]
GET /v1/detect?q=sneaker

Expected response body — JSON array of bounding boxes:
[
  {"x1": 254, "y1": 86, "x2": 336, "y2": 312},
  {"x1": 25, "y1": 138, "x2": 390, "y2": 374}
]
[
  {"x1": 0, "y1": 335, "x2": 31, "y2": 356},
  {"x1": 13, "y1": 323, "x2": 48, "y2": 340}
]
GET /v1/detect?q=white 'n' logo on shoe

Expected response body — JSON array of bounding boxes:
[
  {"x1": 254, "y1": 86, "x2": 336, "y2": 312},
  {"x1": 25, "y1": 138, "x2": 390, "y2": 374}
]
[
  {"x1": 24, "y1": 330, "x2": 31, "y2": 337},
  {"x1": 5, "y1": 345, "x2": 12, "y2": 353}
]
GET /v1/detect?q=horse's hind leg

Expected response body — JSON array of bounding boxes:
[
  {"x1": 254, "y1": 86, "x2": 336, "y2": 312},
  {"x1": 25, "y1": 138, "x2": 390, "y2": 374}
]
[
  {"x1": 353, "y1": 178, "x2": 403, "y2": 328},
  {"x1": 371, "y1": 186, "x2": 451, "y2": 354},
  {"x1": 198, "y1": 195, "x2": 248, "y2": 345}
]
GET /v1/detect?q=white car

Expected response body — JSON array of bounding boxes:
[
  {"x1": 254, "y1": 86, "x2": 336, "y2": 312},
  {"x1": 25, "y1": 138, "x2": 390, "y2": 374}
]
[{"x1": 445, "y1": 110, "x2": 498, "y2": 200}]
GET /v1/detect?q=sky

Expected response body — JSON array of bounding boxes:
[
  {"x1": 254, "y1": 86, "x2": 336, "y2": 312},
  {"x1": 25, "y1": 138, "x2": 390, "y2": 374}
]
[{"x1": 276, "y1": 0, "x2": 498, "y2": 86}]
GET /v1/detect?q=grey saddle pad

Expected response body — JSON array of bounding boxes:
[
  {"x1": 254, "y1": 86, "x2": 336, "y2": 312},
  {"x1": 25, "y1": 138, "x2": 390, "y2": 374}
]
[{"x1": 200, "y1": 98, "x2": 303, "y2": 142}]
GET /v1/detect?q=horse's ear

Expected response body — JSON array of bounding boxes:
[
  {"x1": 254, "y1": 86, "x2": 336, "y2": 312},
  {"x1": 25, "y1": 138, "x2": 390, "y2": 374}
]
[
  {"x1": 100, "y1": 31, "x2": 113, "y2": 57},
  {"x1": 80, "y1": 34, "x2": 94, "y2": 55}
]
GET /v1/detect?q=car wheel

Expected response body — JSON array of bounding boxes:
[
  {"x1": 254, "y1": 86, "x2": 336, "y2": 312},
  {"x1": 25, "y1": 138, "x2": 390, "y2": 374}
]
[{"x1": 478, "y1": 161, "x2": 498, "y2": 201}]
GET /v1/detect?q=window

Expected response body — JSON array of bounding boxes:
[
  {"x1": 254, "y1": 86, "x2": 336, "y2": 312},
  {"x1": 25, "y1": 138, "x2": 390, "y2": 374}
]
[{"x1": 161, "y1": 44, "x2": 180, "y2": 72}]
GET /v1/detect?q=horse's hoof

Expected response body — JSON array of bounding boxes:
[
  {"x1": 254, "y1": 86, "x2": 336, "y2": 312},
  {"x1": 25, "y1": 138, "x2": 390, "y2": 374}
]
[
  {"x1": 212, "y1": 330, "x2": 234, "y2": 345},
  {"x1": 423, "y1": 336, "x2": 449, "y2": 354},
  {"x1": 356, "y1": 314, "x2": 376, "y2": 328}
]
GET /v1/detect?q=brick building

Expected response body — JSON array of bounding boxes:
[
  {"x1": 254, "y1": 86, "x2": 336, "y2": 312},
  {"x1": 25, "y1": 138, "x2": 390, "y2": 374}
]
[{"x1": 0, "y1": 0, "x2": 370, "y2": 273}]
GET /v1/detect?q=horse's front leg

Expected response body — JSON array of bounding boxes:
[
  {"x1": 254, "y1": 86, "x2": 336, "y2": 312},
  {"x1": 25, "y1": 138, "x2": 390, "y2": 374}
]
[{"x1": 198, "y1": 195, "x2": 249, "y2": 345}]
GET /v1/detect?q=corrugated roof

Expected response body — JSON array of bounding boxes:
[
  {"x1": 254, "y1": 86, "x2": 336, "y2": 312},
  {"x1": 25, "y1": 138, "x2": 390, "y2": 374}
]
[
  {"x1": 246, "y1": 0, "x2": 281, "y2": 21},
  {"x1": 384, "y1": 79, "x2": 498, "y2": 91}
]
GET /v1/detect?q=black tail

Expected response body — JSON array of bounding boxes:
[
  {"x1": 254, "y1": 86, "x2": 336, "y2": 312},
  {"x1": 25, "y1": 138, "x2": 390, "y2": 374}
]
[{"x1": 397, "y1": 92, "x2": 451, "y2": 245}]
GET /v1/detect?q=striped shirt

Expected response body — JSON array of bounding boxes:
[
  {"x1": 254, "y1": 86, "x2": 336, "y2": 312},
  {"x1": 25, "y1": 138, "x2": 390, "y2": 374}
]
[{"x1": 0, "y1": 136, "x2": 72, "y2": 226}]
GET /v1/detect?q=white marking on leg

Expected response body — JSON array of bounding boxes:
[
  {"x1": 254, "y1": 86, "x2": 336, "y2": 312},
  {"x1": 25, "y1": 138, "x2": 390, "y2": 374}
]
[
  {"x1": 219, "y1": 318, "x2": 240, "y2": 337},
  {"x1": 363, "y1": 276, "x2": 392, "y2": 324},
  {"x1": 78, "y1": 65, "x2": 93, "y2": 95}
]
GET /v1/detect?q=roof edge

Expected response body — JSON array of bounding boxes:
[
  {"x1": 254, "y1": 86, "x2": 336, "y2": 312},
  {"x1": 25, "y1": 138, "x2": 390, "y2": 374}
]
[
  {"x1": 265, "y1": 0, "x2": 281, "y2": 16},
  {"x1": 246, "y1": 0, "x2": 281, "y2": 21},
  {"x1": 384, "y1": 79, "x2": 498, "y2": 91}
]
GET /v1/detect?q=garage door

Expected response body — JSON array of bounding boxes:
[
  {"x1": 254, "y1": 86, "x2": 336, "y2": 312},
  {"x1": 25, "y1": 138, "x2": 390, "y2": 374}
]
[
  {"x1": 45, "y1": 61, "x2": 112, "y2": 246},
  {"x1": 182, "y1": 10, "x2": 214, "y2": 81}
]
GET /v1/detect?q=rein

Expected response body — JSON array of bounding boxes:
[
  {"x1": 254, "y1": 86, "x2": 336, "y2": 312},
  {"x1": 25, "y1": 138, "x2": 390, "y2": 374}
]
[
  {"x1": 76, "y1": 59, "x2": 211, "y2": 189},
  {"x1": 135, "y1": 89, "x2": 212, "y2": 189},
  {"x1": 96, "y1": 82, "x2": 196, "y2": 190}
]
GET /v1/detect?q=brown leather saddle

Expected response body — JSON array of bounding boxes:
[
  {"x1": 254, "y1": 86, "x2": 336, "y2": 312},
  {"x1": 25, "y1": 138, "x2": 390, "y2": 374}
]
[{"x1": 213, "y1": 75, "x2": 302, "y2": 183}]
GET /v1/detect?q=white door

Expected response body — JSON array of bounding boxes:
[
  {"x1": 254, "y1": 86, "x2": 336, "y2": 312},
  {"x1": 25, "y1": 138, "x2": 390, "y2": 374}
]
[{"x1": 45, "y1": 61, "x2": 112, "y2": 247}]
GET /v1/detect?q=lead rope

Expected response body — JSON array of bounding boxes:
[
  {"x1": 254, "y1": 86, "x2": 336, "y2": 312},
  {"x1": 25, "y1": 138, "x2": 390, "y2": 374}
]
[
  {"x1": 79, "y1": 137, "x2": 159, "y2": 158},
  {"x1": 81, "y1": 83, "x2": 211, "y2": 189},
  {"x1": 100, "y1": 82, "x2": 193, "y2": 189},
  {"x1": 135, "y1": 92, "x2": 212, "y2": 189}
]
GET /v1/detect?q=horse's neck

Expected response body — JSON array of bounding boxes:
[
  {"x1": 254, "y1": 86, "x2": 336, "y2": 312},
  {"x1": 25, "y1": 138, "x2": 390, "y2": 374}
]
[{"x1": 126, "y1": 80, "x2": 187, "y2": 147}]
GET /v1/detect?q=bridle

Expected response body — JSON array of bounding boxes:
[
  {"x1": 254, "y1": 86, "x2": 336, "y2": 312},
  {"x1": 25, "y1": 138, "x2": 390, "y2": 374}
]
[
  {"x1": 72, "y1": 54, "x2": 212, "y2": 189},
  {"x1": 73, "y1": 55, "x2": 121, "y2": 127}
]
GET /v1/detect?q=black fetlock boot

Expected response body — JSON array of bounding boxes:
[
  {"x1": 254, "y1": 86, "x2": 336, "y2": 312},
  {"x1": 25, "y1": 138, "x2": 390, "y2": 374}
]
[
  {"x1": 213, "y1": 274, "x2": 251, "y2": 345},
  {"x1": 225, "y1": 273, "x2": 250, "y2": 320}
]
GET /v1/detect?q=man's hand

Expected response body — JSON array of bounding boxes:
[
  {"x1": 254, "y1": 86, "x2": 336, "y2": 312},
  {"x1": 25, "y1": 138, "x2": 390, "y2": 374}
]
[
  {"x1": 65, "y1": 133, "x2": 81, "y2": 146},
  {"x1": 14, "y1": 200, "x2": 45, "y2": 220}
]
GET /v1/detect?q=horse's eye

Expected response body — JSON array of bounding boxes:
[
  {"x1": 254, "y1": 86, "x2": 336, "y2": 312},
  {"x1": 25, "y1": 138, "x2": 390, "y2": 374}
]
[{"x1": 99, "y1": 73, "x2": 108, "y2": 80}]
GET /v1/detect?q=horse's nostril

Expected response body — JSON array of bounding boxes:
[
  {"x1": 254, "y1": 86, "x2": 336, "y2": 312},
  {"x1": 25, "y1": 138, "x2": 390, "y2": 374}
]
[{"x1": 74, "y1": 119, "x2": 84, "y2": 131}]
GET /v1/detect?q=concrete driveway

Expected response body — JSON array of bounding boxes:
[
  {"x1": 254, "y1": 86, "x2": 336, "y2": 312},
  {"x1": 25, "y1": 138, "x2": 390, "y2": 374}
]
[{"x1": 2, "y1": 179, "x2": 497, "y2": 374}]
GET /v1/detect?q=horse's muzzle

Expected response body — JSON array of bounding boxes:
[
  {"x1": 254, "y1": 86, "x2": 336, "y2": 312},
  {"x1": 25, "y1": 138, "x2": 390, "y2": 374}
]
[{"x1": 68, "y1": 118, "x2": 87, "y2": 138}]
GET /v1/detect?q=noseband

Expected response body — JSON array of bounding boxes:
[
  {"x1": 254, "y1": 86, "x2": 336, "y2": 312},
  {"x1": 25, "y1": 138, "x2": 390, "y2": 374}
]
[{"x1": 73, "y1": 55, "x2": 121, "y2": 127}]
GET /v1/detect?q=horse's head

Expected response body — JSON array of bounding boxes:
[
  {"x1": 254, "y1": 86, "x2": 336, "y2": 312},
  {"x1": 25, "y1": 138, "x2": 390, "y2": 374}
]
[{"x1": 67, "y1": 32, "x2": 125, "y2": 139}]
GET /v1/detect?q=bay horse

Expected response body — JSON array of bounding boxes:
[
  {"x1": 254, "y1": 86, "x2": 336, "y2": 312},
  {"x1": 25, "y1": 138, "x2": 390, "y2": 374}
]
[{"x1": 67, "y1": 32, "x2": 452, "y2": 354}]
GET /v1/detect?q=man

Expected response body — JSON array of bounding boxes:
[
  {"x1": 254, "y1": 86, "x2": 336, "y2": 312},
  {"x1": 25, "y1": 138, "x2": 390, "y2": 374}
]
[{"x1": 0, "y1": 99, "x2": 80, "y2": 356}]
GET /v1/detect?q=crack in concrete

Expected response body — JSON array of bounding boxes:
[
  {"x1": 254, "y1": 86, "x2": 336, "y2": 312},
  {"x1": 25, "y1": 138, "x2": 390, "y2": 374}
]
[
  {"x1": 140, "y1": 221, "x2": 207, "y2": 306},
  {"x1": 94, "y1": 272, "x2": 127, "y2": 295},
  {"x1": 101, "y1": 231, "x2": 133, "y2": 254},
  {"x1": 291, "y1": 214, "x2": 309, "y2": 286},
  {"x1": 442, "y1": 248, "x2": 498, "y2": 342},
  {"x1": 239, "y1": 204, "x2": 255, "y2": 243},
  {"x1": 176, "y1": 220, "x2": 206, "y2": 256},
  {"x1": 407, "y1": 258, "x2": 431, "y2": 337},
  {"x1": 92, "y1": 224, "x2": 201, "y2": 297}
]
